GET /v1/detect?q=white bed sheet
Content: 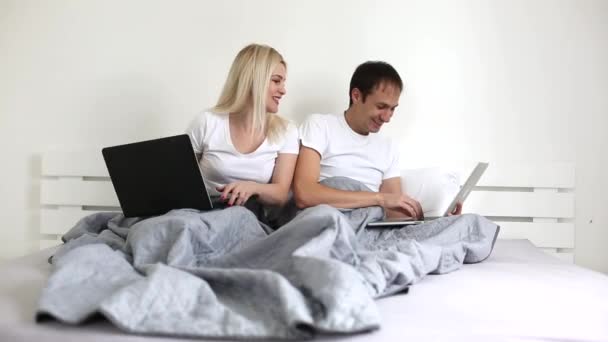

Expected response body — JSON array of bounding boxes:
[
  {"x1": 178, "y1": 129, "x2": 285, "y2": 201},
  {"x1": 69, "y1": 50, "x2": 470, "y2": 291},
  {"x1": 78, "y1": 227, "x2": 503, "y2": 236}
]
[{"x1": 1, "y1": 239, "x2": 607, "y2": 342}]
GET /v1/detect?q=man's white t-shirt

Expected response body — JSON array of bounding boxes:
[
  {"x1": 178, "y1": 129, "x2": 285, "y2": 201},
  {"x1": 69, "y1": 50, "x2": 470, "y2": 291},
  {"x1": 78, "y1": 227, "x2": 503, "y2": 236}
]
[
  {"x1": 299, "y1": 113, "x2": 400, "y2": 192},
  {"x1": 186, "y1": 111, "x2": 299, "y2": 195}
]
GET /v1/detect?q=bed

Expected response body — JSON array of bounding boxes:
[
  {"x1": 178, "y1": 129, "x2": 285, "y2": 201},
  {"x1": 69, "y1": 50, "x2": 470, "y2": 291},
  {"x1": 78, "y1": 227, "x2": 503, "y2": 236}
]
[
  {"x1": 2, "y1": 239, "x2": 607, "y2": 342},
  {"x1": 0, "y1": 152, "x2": 606, "y2": 341}
]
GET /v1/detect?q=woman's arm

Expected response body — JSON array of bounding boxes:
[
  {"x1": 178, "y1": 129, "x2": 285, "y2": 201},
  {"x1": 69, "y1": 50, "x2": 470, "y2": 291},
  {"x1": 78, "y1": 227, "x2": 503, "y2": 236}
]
[
  {"x1": 217, "y1": 153, "x2": 298, "y2": 207},
  {"x1": 256, "y1": 153, "x2": 298, "y2": 206}
]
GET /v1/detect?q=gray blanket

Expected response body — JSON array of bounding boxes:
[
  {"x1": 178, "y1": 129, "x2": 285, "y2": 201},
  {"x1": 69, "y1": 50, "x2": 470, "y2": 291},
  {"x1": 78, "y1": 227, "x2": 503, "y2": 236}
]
[{"x1": 36, "y1": 178, "x2": 500, "y2": 339}]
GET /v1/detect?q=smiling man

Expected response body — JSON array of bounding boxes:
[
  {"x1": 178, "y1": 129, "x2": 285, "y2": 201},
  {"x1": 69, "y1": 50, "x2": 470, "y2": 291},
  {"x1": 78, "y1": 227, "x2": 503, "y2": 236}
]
[{"x1": 293, "y1": 61, "x2": 427, "y2": 219}]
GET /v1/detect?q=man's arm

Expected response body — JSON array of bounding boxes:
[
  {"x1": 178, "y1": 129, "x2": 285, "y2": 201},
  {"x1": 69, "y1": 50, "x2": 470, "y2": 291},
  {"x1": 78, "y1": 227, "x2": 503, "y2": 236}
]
[
  {"x1": 379, "y1": 177, "x2": 423, "y2": 219},
  {"x1": 379, "y1": 177, "x2": 464, "y2": 218},
  {"x1": 293, "y1": 146, "x2": 381, "y2": 209},
  {"x1": 449, "y1": 202, "x2": 463, "y2": 216},
  {"x1": 293, "y1": 146, "x2": 422, "y2": 218}
]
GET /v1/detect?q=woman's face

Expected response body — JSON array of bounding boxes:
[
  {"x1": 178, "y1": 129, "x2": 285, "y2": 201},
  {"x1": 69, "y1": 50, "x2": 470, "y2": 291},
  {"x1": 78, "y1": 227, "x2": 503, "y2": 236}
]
[{"x1": 266, "y1": 63, "x2": 287, "y2": 113}]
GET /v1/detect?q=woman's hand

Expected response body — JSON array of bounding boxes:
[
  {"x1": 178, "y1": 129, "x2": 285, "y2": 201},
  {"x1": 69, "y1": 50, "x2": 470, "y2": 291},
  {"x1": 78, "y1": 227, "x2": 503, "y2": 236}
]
[{"x1": 217, "y1": 181, "x2": 260, "y2": 206}]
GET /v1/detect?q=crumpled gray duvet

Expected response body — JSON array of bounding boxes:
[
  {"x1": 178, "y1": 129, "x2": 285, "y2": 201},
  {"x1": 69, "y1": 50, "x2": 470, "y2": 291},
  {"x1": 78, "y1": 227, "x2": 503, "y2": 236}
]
[{"x1": 36, "y1": 177, "x2": 500, "y2": 340}]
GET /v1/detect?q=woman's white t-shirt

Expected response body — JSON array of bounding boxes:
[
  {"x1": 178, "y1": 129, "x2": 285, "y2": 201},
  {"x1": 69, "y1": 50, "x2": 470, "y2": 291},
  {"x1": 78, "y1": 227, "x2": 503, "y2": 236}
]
[
  {"x1": 299, "y1": 113, "x2": 400, "y2": 192},
  {"x1": 186, "y1": 111, "x2": 299, "y2": 195}
]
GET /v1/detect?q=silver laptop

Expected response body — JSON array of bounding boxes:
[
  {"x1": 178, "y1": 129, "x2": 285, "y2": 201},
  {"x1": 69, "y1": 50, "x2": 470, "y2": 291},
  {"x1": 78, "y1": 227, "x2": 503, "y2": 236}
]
[{"x1": 366, "y1": 162, "x2": 489, "y2": 228}]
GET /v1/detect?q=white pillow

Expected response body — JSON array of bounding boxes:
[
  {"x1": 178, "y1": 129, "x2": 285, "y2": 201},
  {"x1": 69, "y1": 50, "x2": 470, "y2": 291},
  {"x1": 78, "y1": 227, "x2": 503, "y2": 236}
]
[{"x1": 400, "y1": 167, "x2": 460, "y2": 217}]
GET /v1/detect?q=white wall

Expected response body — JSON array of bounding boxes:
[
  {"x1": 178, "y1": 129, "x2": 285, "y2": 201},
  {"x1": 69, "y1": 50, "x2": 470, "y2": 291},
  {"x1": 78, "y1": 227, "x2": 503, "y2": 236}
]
[{"x1": 1, "y1": 0, "x2": 607, "y2": 272}]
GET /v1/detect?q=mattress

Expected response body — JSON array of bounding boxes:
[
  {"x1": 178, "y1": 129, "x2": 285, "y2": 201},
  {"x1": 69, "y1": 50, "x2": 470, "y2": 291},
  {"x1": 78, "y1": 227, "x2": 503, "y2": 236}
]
[{"x1": 1, "y1": 239, "x2": 607, "y2": 342}]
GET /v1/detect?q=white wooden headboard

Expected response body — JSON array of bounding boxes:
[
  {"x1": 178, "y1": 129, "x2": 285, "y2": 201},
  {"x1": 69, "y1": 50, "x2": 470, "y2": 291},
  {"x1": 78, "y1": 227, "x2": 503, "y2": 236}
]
[
  {"x1": 40, "y1": 151, "x2": 121, "y2": 249},
  {"x1": 458, "y1": 162, "x2": 575, "y2": 262},
  {"x1": 40, "y1": 152, "x2": 575, "y2": 262}
]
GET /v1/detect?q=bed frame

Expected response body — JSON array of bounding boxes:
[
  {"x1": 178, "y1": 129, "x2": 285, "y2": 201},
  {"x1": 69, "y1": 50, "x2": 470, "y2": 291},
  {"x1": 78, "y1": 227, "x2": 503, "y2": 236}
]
[{"x1": 40, "y1": 151, "x2": 576, "y2": 262}]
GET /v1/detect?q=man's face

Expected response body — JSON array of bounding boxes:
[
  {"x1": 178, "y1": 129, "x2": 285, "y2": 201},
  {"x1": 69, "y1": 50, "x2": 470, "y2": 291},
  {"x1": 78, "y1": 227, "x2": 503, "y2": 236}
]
[{"x1": 352, "y1": 83, "x2": 400, "y2": 134}]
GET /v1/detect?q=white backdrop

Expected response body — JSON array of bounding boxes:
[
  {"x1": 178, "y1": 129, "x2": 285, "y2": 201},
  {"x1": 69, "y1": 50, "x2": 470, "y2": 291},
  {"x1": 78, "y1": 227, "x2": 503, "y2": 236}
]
[{"x1": 1, "y1": 0, "x2": 607, "y2": 273}]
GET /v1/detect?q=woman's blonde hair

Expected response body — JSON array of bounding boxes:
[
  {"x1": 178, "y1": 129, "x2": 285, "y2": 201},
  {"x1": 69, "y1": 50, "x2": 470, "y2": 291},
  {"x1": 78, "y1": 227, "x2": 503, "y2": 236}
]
[{"x1": 211, "y1": 43, "x2": 288, "y2": 143}]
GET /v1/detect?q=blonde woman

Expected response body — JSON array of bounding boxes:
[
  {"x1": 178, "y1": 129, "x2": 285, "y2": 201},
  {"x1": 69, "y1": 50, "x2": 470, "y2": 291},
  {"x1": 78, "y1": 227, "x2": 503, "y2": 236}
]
[{"x1": 186, "y1": 44, "x2": 298, "y2": 209}]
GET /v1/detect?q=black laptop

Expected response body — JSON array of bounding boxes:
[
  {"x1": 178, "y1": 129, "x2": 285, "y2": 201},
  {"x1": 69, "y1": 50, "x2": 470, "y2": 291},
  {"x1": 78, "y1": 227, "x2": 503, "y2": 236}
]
[{"x1": 102, "y1": 134, "x2": 213, "y2": 217}]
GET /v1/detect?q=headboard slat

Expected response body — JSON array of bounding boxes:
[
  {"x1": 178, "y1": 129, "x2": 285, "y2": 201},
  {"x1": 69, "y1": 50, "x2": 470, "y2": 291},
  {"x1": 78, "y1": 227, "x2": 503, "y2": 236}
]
[
  {"x1": 464, "y1": 191, "x2": 574, "y2": 218},
  {"x1": 497, "y1": 222, "x2": 574, "y2": 248},
  {"x1": 455, "y1": 162, "x2": 575, "y2": 188},
  {"x1": 41, "y1": 179, "x2": 118, "y2": 207},
  {"x1": 42, "y1": 151, "x2": 108, "y2": 177},
  {"x1": 41, "y1": 208, "x2": 118, "y2": 235}
]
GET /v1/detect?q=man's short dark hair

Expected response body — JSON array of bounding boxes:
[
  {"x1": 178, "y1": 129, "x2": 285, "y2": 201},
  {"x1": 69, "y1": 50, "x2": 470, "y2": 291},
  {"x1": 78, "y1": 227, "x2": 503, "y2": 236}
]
[{"x1": 349, "y1": 61, "x2": 403, "y2": 106}]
